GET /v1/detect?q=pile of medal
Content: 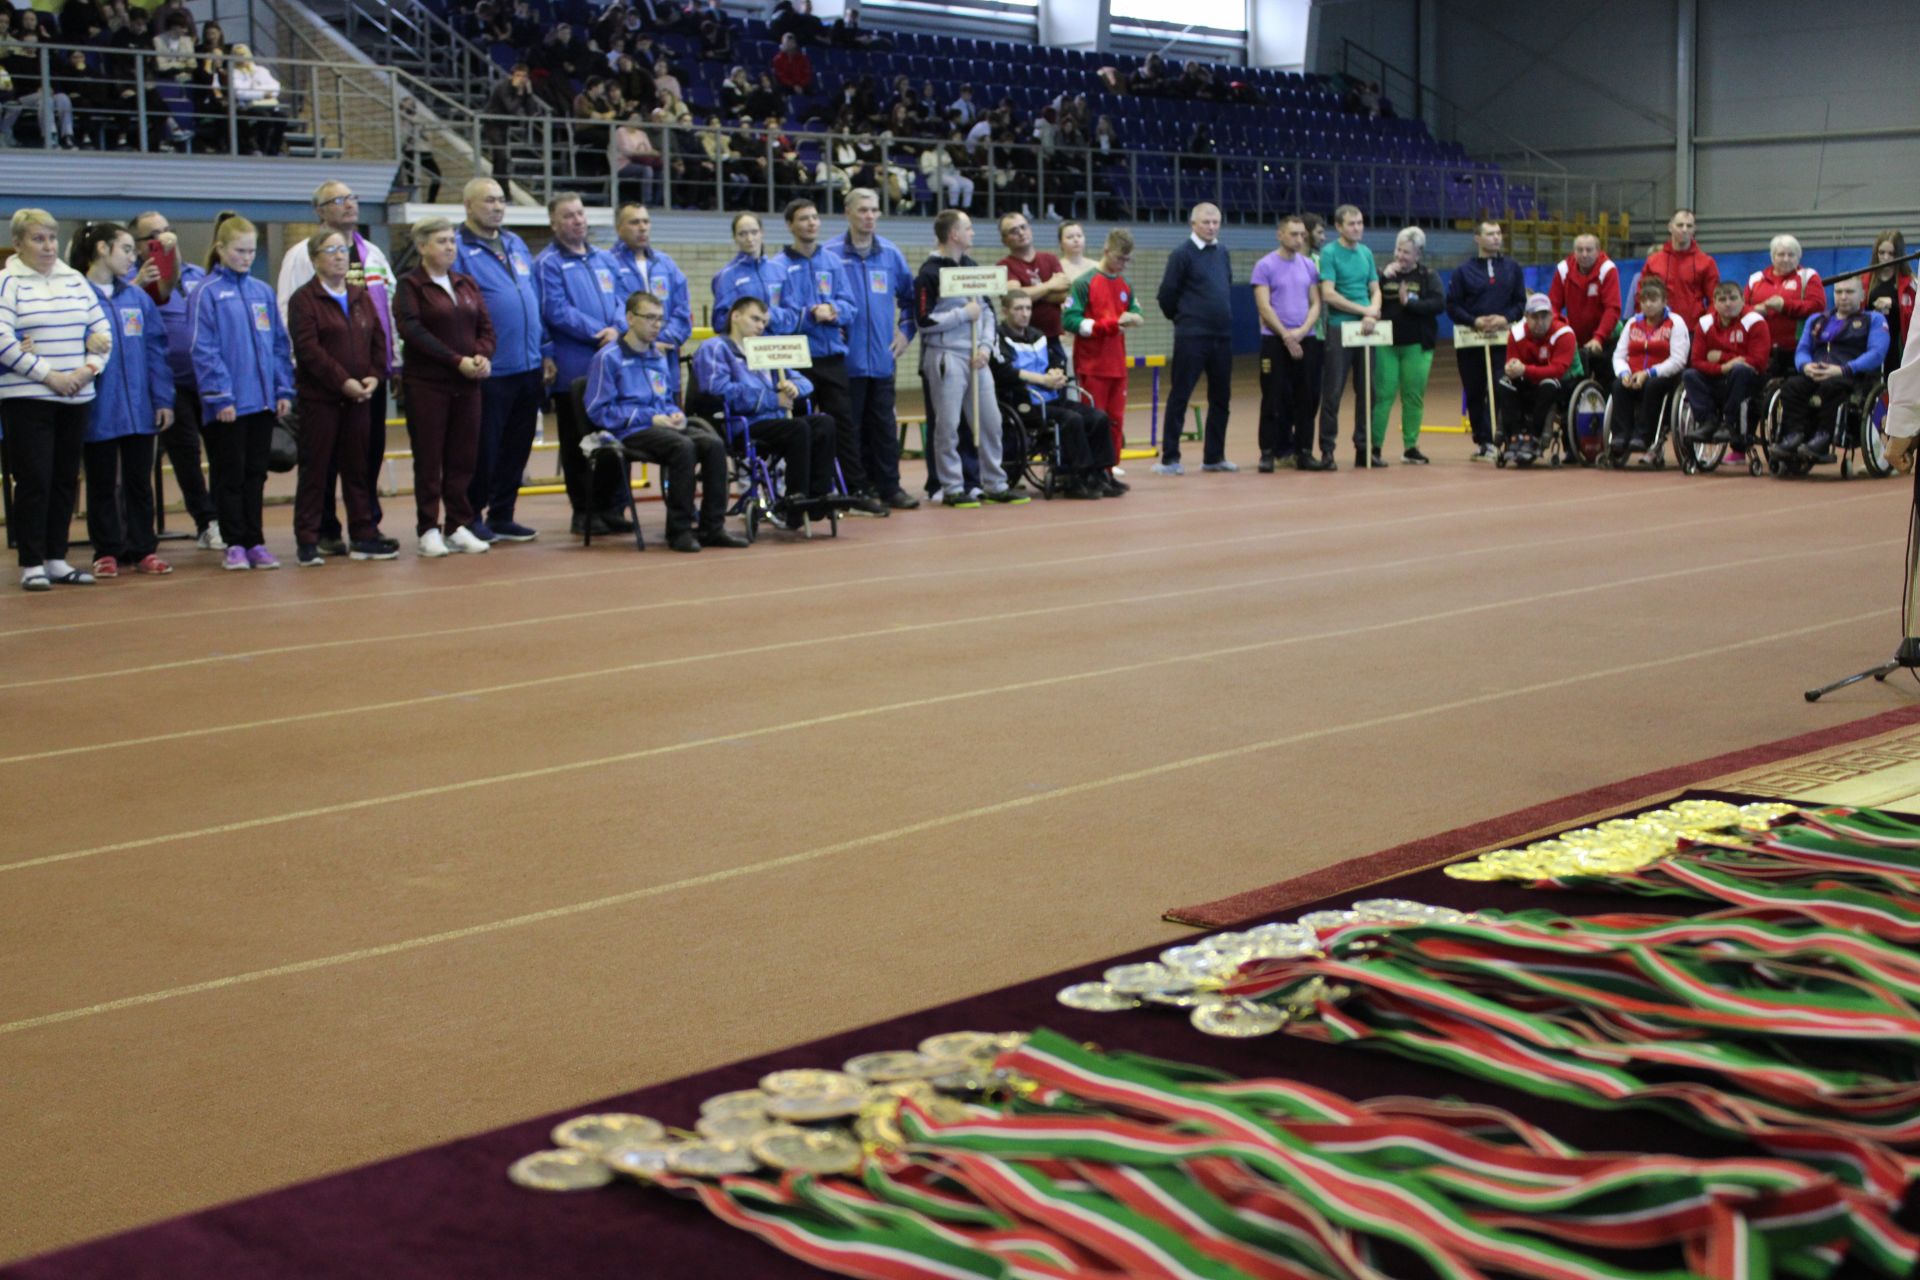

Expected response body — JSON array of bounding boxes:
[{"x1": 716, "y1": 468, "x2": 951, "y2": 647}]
[
  {"x1": 1443, "y1": 797, "x2": 1797, "y2": 881},
  {"x1": 508, "y1": 1031, "x2": 1027, "y2": 1192}
]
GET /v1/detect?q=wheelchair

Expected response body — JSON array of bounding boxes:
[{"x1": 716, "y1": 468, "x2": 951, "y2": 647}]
[
  {"x1": 1668, "y1": 386, "x2": 1751, "y2": 476},
  {"x1": 1597, "y1": 378, "x2": 1683, "y2": 470},
  {"x1": 1000, "y1": 381, "x2": 1103, "y2": 499},
  {"x1": 684, "y1": 364, "x2": 841, "y2": 543},
  {"x1": 1547, "y1": 332, "x2": 1622, "y2": 468},
  {"x1": 1749, "y1": 373, "x2": 1892, "y2": 480}
]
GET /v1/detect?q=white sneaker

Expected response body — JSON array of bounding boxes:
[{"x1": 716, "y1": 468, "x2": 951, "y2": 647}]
[
  {"x1": 197, "y1": 521, "x2": 226, "y2": 551},
  {"x1": 447, "y1": 526, "x2": 491, "y2": 554},
  {"x1": 417, "y1": 528, "x2": 450, "y2": 557},
  {"x1": 1111, "y1": 466, "x2": 1126, "y2": 477}
]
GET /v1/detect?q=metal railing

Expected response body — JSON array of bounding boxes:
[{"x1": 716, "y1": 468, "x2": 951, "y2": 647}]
[{"x1": 326, "y1": 0, "x2": 499, "y2": 106}]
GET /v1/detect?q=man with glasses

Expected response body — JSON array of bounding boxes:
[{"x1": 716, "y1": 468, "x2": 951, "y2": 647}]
[
  {"x1": 277, "y1": 180, "x2": 397, "y2": 553},
  {"x1": 996, "y1": 211, "x2": 1068, "y2": 340},
  {"x1": 127, "y1": 209, "x2": 219, "y2": 547}
]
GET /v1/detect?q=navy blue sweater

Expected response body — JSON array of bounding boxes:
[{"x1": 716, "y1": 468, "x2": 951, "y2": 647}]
[
  {"x1": 1444, "y1": 254, "x2": 1527, "y2": 328},
  {"x1": 1157, "y1": 239, "x2": 1234, "y2": 339}
]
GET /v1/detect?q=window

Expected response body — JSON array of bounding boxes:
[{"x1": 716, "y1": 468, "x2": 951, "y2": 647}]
[
  {"x1": 1110, "y1": 0, "x2": 1245, "y2": 30},
  {"x1": 862, "y1": 0, "x2": 1039, "y2": 40}
]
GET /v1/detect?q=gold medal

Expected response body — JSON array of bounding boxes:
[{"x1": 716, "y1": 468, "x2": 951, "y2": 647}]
[
  {"x1": 700, "y1": 1089, "x2": 771, "y2": 1117},
  {"x1": 696, "y1": 1110, "x2": 779, "y2": 1143},
  {"x1": 551, "y1": 1113, "x2": 667, "y2": 1153},
  {"x1": 508, "y1": 1149, "x2": 615, "y2": 1191},
  {"x1": 1192, "y1": 1000, "x2": 1289, "y2": 1038},
  {"x1": 751, "y1": 1127, "x2": 863, "y2": 1175},
  {"x1": 1102, "y1": 962, "x2": 1177, "y2": 994},
  {"x1": 760, "y1": 1069, "x2": 863, "y2": 1098},
  {"x1": 765, "y1": 1092, "x2": 865, "y2": 1122},
  {"x1": 1057, "y1": 981, "x2": 1140, "y2": 1011},
  {"x1": 666, "y1": 1140, "x2": 759, "y2": 1177},
  {"x1": 917, "y1": 1032, "x2": 995, "y2": 1061},
  {"x1": 844, "y1": 1051, "x2": 940, "y2": 1082},
  {"x1": 602, "y1": 1139, "x2": 679, "y2": 1181}
]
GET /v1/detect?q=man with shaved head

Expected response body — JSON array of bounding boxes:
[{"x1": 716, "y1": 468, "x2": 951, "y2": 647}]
[{"x1": 1154, "y1": 202, "x2": 1237, "y2": 473}]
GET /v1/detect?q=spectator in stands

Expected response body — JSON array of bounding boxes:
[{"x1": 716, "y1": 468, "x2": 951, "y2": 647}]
[
  {"x1": 153, "y1": 11, "x2": 196, "y2": 83},
  {"x1": 75, "y1": 221, "x2": 171, "y2": 578},
  {"x1": 917, "y1": 209, "x2": 1024, "y2": 507},
  {"x1": 288, "y1": 230, "x2": 393, "y2": 566},
  {"x1": 1317, "y1": 203, "x2": 1382, "y2": 469},
  {"x1": 1862, "y1": 230, "x2": 1914, "y2": 378},
  {"x1": 126, "y1": 210, "x2": 218, "y2": 548},
  {"x1": 588, "y1": 291, "x2": 743, "y2": 550},
  {"x1": 1640, "y1": 209, "x2": 1718, "y2": 327},
  {"x1": 396, "y1": 218, "x2": 493, "y2": 557},
  {"x1": 276, "y1": 180, "x2": 397, "y2": 552},
  {"x1": 1683, "y1": 280, "x2": 1768, "y2": 448},
  {"x1": 1609, "y1": 274, "x2": 1688, "y2": 456},
  {"x1": 193, "y1": 19, "x2": 229, "y2": 116},
  {"x1": 745, "y1": 70, "x2": 783, "y2": 120},
  {"x1": 1775, "y1": 276, "x2": 1890, "y2": 460},
  {"x1": 997, "y1": 212, "x2": 1068, "y2": 340},
  {"x1": 950, "y1": 84, "x2": 977, "y2": 126},
  {"x1": 227, "y1": 44, "x2": 285, "y2": 155},
  {"x1": 718, "y1": 65, "x2": 752, "y2": 117},
  {"x1": 654, "y1": 86, "x2": 692, "y2": 129},
  {"x1": 1549, "y1": 233, "x2": 1622, "y2": 394},
  {"x1": 697, "y1": 0, "x2": 732, "y2": 60},
  {"x1": 1374, "y1": 224, "x2": 1441, "y2": 465},
  {"x1": 530, "y1": 24, "x2": 590, "y2": 114},
  {"x1": 1064, "y1": 228, "x2": 1141, "y2": 472},
  {"x1": 993, "y1": 289, "x2": 1118, "y2": 498},
  {"x1": 537, "y1": 193, "x2": 634, "y2": 536},
  {"x1": 572, "y1": 76, "x2": 619, "y2": 168},
  {"x1": 650, "y1": 56, "x2": 681, "y2": 105},
  {"x1": 1, "y1": 26, "x2": 76, "y2": 149},
  {"x1": 691, "y1": 295, "x2": 834, "y2": 530},
  {"x1": 834, "y1": 187, "x2": 919, "y2": 510},
  {"x1": 1251, "y1": 213, "x2": 1321, "y2": 473},
  {"x1": 613, "y1": 54, "x2": 656, "y2": 113},
  {"x1": 482, "y1": 63, "x2": 541, "y2": 178},
  {"x1": 712, "y1": 211, "x2": 777, "y2": 335},
  {"x1": 192, "y1": 214, "x2": 293, "y2": 571},
  {"x1": 613, "y1": 111, "x2": 662, "y2": 205},
  {"x1": 0, "y1": 208, "x2": 109, "y2": 589},
  {"x1": 769, "y1": 0, "x2": 825, "y2": 46},
  {"x1": 456, "y1": 177, "x2": 546, "y2": 544},
  {"x1": 1130, "y1": 54, "x2": 1169, "y2": 97},
  {"x1": 772, "y1": 32, "x2": 813, "y2": 99},
  {"x1": 1496, "y1": 293, "x2": 1573, "y2": 464},
  {"x1": 1093, "y1": 115, "x2": 1118, "y2": 159},
  {"x1": 1155, "y1": 202, "x2": 1235, "y2": 474},
  {"x1": 921, "y1": 127, "x2": 973, "y2": 210},
  {"x1": 1743, "y1": 233, "x2": 1824, "y2": 378},
  {"x1": 55, "y1": 49, "x2": 113, "y2": 150},
  {"x1": 1444, "y1": 218, "x2": 1526, "y2": 460}
]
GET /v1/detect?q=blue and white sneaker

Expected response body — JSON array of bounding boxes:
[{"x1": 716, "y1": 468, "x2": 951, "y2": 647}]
[{"x1": 1151, "y1": 460, "x2": 1185, "y2": 476}]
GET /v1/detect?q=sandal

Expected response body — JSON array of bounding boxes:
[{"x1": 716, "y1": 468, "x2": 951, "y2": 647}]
[
  {"x1": 47, "y1": 568, "x2": 96, "y2": 585},
  {"x1": 21, "y1": 570, "x2": 50, "y2": 592}
]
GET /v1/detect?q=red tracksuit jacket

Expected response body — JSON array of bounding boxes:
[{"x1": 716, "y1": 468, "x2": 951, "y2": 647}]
[
  {"x1": 1690, "y1": 311, "x2": 1769, "y2": 376},
  {"x1": 1549, "y1": 255, "x2": 1621, "y2": 347},
  {"x1": 1743, "y1": 266, "x2": 1825, "y2": 354},
  {"x1": 1504, "y1": 319, "x2": 1576, "y2": 382},
  {"x1": 1641, "y1": 242, "x2": 1719, "y2": 327}
]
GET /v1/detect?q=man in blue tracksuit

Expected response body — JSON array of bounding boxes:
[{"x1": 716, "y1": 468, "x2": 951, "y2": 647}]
[
  {"x1": 536, "y1": 192, "x2": 632, "y2": 535},
  {"x1": 694, "y1": 295, "x2": 839, "y2": 516},
  {"x1": 457, "y1": 177, "x2": 549, "y2": 543},
  {"x1": 1776, "y1": 276, "x2": 1890, "y2": 459},
  {"x1": 611, "y1": 202, "x2": 690, "y2": 363},
  {"x1": 766, "y1": 197, "x2": 889, "y2": 515},
  {"x1": 1444, "y1": 219, "x2": 1527, "y2": 459},
  {"x1": 834, "y1": 188, "x2": 920, "y2": 510}
]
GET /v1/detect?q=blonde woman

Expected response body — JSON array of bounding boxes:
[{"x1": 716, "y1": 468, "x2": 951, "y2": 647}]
[{"x1": 0, "y1": 208, "x2": 112, "y2": 589}]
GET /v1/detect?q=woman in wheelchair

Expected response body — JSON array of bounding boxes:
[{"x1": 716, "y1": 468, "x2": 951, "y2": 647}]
[
  {"x1": 691, "y1": 293, "x2": 841, "y2": 522},
  {"x1": 989, "y1": 290, "x2": 1124, "y2": 499},
  {"x1": 1774, "y1": 276, "x2": 1891, "y2": 462},
  {"x1": 1609, "y1": 275, "x2": 1688, "y2": 458}
]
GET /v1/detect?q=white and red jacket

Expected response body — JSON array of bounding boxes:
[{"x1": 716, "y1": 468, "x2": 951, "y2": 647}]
[
  {"x1": 1744, "y1": 266, "x2": 1825, "y2": 354},
  {"x1": 1690, "y1": 310, "x2": 1769, "y2": 376},
  {"x1": 1548, "y1": 255, "x2": 1621, "y2": 348},
  {"x1": 1504, "y1": 318, "x2": 1575, "y2": 382},
  {"x1": 1639, "y1": 242, "x2": 1719, "y2": 327},
  {"x1": 1612, "y1": 311, "x2": 1689, "y2": 378}
]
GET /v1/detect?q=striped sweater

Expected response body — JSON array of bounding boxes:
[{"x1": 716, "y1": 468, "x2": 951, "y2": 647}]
[{"x1": 0, "y1": 255, "x2": 111, "y2": 402}]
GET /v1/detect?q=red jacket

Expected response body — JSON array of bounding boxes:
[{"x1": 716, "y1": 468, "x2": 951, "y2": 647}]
[
  {"x1": 1640, "y1": 242, "x2": 1719, "y2": 327},
  {"x1": 1504, "y1": 318, "x2": 1575, "y2": 382},
  {"x1": 772, "y1": 49, "x2": 812, "y2": 91},
  {"x1": 1548, "y1": 255, "x2": 1621, "y2": 348},
  {"x1": 1743, "y1": 266, "x2": 1824, "y2": 353},
  {"x1": 1690, "y1": 310, "x2": 1769, "y2": 376},
  {"x1": 1613, "y1": 312, "x2": 1689, "y2": 377}
]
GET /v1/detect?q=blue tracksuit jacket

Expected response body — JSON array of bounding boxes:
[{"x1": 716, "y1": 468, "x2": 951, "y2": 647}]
[
  {"x1": 584, "y1": 338, "x2": 683, "y2": 439},
  {"x1": 456, "y1": 226, "x2": 545, "y2": 377},
  {"x1": 88, "y1": 278, "x2": 174, "y2": 442},
  {"x1": 190, "y1": 264, "x2": 294, "y2": 417},
  {"x1": 833, "y1": 232, "x2": 915, "y2": 378},
  {"x1": 611, "y1": 243, "x2": 691, "y2": 351},
  {"x1": 766, "y1": 244, "x2": 859, "y2": 358},
  {"x1": 693, "y1": 336, "x2": 815, "y2": 439},
  {"x1": 536, "y1": 242, "x2": 629, "y2": 393}
]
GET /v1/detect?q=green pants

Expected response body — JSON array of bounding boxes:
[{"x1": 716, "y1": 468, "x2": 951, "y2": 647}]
[{"x1": 1369, "y1": 344, "x2": 1434, "y2": 449}]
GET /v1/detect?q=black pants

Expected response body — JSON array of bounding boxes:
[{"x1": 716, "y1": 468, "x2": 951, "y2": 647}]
[
  {"x1": 846, "y1": 373, "x2": 902, "y2": 497},
  {"x1": 619, "y1": 426, "x2": 729, "y2": 538},
  {"x1": 1766, "y1": 348, "x2": 1797, "y2": 380},
  {"x1": 84, "y1": 433, "x2": 159, "y2": 562},
  {"x1": 160, "y1": 381, "x2": 215, "y2": 531},
  {"x1": 1609, "y1": 374, "x2": 1678, "y2": 446},
  {"x1": 1494, "y1": 378, "x2": 1560, "y2": 443},
  {"x1": 472, "y1": 367, "x2": 546, "y2": 523},
  {"x1": 805, "y1": 353, "x2": 862, "y2": 494},
  {"x1": 1682, "y1": 365, "x2": 1760, "y2": 440},
  {"x1": 200, "y1": 410, "x2": 274, "y2": 549},
  {"x1": 1015, "y1": 400, "x2": 1113, "y2": 472},
  {"x1": 1161, "y1": 333, "x2": 1232, "y2": 465},
  {"x1": 747, "y1": 413, "x2": 836, "y2": 498},
  {"x1": 1457, "y1": 346, "x2": 1502, "y2": 445},
  {"x1": 1779, "y1": 372, "x2": 1858, "y2": 444},
  {"x1": 2, "y1": 398, "x2": 86, "y2": 568},
  {"x1": 1258, "y1": 333, "x2": 1320, "y2": 458},
  {"x1": 555, "y1": 386, "x2": 627, "y2": 517},
  {"x1": 318, "y1": 380, "x2": 386, "y2": 539}
]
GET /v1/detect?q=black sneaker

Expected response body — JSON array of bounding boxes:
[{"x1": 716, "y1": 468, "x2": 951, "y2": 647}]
[
  {"x1": 1062, "y1": 477, "x2": 1100, "y2": 499},
  {"x1": 1293, "y1": 453, "x2": 1326, "y2": 472},
  {"x1": 1402, "y1": 447, "x2": 1431, "y2": 464},
  {"x1": 296, "y1": 543, "x2": 325, "y2": 567},
  {"x1": 1103, "y1": 474, "x2": 1130, "y2": 493},
  {"x1": 698, "y1": 528, "x2": 750, "y2": 548},
  {"x1": 316, "y1": 537, "x2": 348, "y2": 557},
  {"x1": 349, "y1": 538, "x2": 399, "y2": 561},
  {"x1": 1774, "y1": 434, "x2": 1804, "y2": 456},
  {"x1": 846, "y1": 491, "x2": 890, "y2": 517},
  {"x1": 1318, "y1": 454, "x2": 1339, "y2": 471},
  {"x1": 884, "y1": 489, "x2": 921, "y2": 510},
  {"x1": 668, "y1": 530, "x2": 701, "y2": 552},
  {"x1": 981, "y1": 488, "x2": 1030, "y2": 505},
  {"x1": 1802, "y1": 433, "x2": 1832, "y2": 459},
  {"x1": 1257, "y1": 451, "x2": 1275, "y2": 473},
  {"x1": 1627, "y1": 436, "x2": 1651, "y2": 452},
  {"x1": 599, "y1": 510, "x2": 636, "y2": 533}
]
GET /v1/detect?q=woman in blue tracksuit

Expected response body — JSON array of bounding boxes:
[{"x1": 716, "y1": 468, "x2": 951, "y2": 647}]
[
  {"x1": 710, "y1": 212, "x2": 784, "y2": 337},
  {"x1": 77, "y1": 221, "x2": 175, "y2": 577},
  {"x1": 191, "y1": 214, "x2": 294, "y2": 570}
]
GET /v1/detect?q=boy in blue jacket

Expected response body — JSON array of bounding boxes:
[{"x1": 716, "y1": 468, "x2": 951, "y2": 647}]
[
  {"x1": 81, "y1": 222, "x2": 176, "y2": 576},
  {"x1": 584, "y1": 290, "x2": 745, "y2": 553},
  {"x1": 693, "y1": 294, "x2": 838, "y2": 521}
]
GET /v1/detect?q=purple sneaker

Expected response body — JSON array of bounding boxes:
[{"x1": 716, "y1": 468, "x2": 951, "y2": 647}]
[
  {"x1": 246, "y1": 545, "x2": 280, "y2": 570},
  {"x1": 223, "y1": 546, "x2": 251, "y2": 571}
]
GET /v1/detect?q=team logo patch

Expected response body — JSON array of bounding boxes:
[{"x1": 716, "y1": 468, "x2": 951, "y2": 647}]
[
  {"x1": 816, "y1": 270, "x2": 834, "y2": 297},
  {"x1": 1587, "y1": 284, "x2": 1598, "y2": 296},
  {"x1": 651, "y1": 278, "x2": 669, "y2": 299},
  {"x1": 769, "y1": 282, "x2": 783, "y2": 305},
  {"x1": 121, "y1": 308, "x2": 143, "y2": 336},
  {"x1": 595, "y1": 267, "x2": 614, "y2": 293},
  {"x1": 870, "y1": 268, "x2": 888, "y2": 294},
  {"x1": 513, "y1": 255, "x2": 530, "y2": 276},
  {"x1": 252, "y1": 301, "x2": 271, "y2": 331},
  {"x1": 647, "y1": 369, "x2": 668, "y2": 397},
  {"x1": 1119, "y1": 289, "x2": 1129, "y2": 303}
]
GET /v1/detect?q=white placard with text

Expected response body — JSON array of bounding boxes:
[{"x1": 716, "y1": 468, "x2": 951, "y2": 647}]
[
  {"x1": 1340, "y1": 321, "x2": 1395, "y2": 348},
  {"x1": 939, "y1": 265, "x2": 1009, "y2": 297},
  {"x1": 743, "y1": 335, "x2": 813, "y2": 371},
  {"x1": 1451, "y1": 326, "x2": 1506, "y2": 349}
]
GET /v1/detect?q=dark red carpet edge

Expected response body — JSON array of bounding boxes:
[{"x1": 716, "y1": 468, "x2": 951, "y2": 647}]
[{"x1": 1165, "y1": 702, "x2": 1920, "y2": 929}]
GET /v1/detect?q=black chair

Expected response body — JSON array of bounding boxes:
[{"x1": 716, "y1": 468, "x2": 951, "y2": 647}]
[{"x1": 568, "y1": 375, "x2": 645, "y2": 550}]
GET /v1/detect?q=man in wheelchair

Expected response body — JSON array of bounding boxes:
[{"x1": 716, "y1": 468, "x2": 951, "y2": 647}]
[
  {"x1": 1609, "y1": 275, "x2": 1689, "y2": 457},
  {"x1": 1682, "y1": 281, "x2": 1768, "y2": 450},
  {"x1": 1774, "y1": 276, "x2": 1891, "y2": 462},
  {"x1": 990, "y1": 289, "x2": 1124, "y2": 499},
  {"x1": 1495, "y1": 292, "x2": 1574, "y2": 465},
  {"x1": 691, "y1": 294, "x2": 842, "y2": 524},
  {"x1": 584, "y1": 291, "x2": 749, "y2": 552}
]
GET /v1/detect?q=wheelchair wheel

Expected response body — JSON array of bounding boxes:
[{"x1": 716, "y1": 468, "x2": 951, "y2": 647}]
[
  {"x1": 1855, "y1": 380, "x2": 1893, "y2": 478},
  {"x1": 1597, "y1": 393, "x2": 1621, "y2": 468},
  {"x1": 1563, "y1": 379, "x2": 1607, "y2": 466},
  {"x1": 743, "y1": 500, "x2": 761, "y2": 544},
  {"x1": 1671, "y1": 393, "x2": 1725, "y2": 475},
  {"x1": 1639, "y1": 386, "x2": 1678, "y2": 470}
]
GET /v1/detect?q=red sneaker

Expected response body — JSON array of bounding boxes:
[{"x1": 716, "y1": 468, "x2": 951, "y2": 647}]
[
  {"x1": 134, "y1": 554, "x2": 173, "y2": 575},
  {"x1": 91, "y1": 555, "x2": 120, "y2": 578}
]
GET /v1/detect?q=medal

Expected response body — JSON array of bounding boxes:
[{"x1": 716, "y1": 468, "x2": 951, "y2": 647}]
[
  {"x1": 551, "y1": 1113, "x2": 666, "y2": 1153},
  {"x1": 507, "y1": 1149, "x2": 615, "y2": 1191}
]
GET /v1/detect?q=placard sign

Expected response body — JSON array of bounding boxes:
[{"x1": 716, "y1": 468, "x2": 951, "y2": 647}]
[
  {"x1": 743, "y1": 335, "x2": 813, "y2": 370},
  {"x1": 1451, "y1": 326, "x2": 1507, "y2": 349},
  {"x1": 1339, "y1": 320, "x2": 1394, "y2": 348},
  {"x1": 938, "y1": 265, "x2": 1009, "y2": 297}
]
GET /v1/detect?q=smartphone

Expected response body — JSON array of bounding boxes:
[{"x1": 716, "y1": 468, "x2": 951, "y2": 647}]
[{"x1": 142, "y1": 237, "x2": 178, "y2": 303}]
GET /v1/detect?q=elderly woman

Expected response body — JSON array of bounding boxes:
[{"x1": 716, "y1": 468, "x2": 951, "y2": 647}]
[
  {"x1": 0, "y1": 209, "x2": 112, "y2": 589},
  {"x1": 394, "y1": 217, "x2": 495, "y2": 558},
  {"x1": 1372, "y1": 225, "x2": 1444, "y2": 464},
  {"x1": 288, "y1": 229, "x2": 394, "y2": 566},
  {"x1": 1742, "y1": 233, "x2": 1825, "y2": 378}
]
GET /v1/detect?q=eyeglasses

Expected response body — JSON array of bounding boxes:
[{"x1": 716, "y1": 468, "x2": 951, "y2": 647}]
[
  {"x1": 319, "y1": 194, "x2": 357, "y2": 207},
  {"x1": 316, "y1": 244, "x2": 350, "y2": 256}
]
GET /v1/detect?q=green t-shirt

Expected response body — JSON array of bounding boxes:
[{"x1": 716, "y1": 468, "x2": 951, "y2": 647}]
[{"x1": 1320, "y1": 241, "x2": 1378, "y2": 327}]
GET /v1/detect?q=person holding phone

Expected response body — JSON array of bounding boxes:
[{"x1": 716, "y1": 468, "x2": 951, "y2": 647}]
[{"x1": 128, "y1": 209, "x2": 220, "y2": 548}]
